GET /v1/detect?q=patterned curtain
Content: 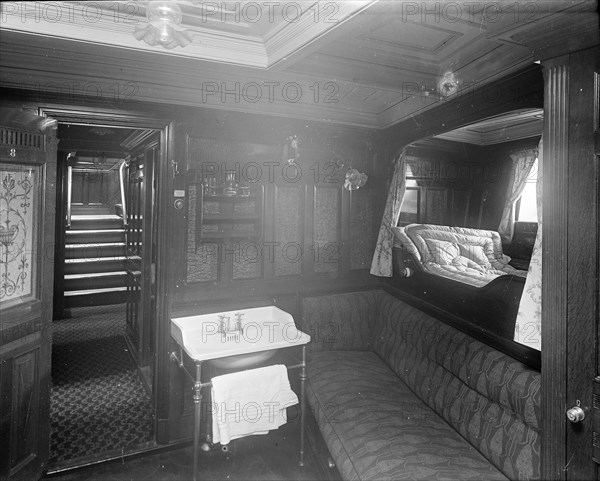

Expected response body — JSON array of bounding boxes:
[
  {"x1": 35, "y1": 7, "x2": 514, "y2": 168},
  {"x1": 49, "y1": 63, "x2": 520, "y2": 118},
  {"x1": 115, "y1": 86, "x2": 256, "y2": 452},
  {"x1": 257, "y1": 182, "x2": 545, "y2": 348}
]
[
  {"x1": 497, "y1": 149, "x2": 538, "y2": 242},
  {"x1": 370, "y1": 149, "x2": 406, "y2": 277},
  {"x1": 514, "y1": 139, "x2": 542, "y2": 350}
]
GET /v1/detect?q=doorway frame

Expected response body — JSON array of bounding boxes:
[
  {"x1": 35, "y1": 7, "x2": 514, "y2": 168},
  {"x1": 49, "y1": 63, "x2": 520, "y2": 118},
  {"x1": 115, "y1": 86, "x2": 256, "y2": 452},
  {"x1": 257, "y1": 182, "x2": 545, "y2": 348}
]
[{"x1": 39, "y1": 105, "x2": 176, "y2": 457}]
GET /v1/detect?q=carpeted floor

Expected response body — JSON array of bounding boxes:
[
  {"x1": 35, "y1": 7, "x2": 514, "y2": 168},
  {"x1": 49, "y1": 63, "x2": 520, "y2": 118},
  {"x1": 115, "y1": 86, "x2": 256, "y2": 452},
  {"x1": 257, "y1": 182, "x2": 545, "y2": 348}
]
[{"x1": 50, "y1": 305, "x2": 154, "y2": 466}]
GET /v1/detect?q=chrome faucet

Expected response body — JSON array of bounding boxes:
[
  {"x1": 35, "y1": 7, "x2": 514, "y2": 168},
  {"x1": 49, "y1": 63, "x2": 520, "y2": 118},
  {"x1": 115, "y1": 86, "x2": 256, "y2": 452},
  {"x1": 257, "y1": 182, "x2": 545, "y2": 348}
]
[
  {"x1": 234, "y1": 313, "x2": 244, "y2": 334},
  {"x1": 218, "y1": 315, "x2": 230, "y2": 335}
]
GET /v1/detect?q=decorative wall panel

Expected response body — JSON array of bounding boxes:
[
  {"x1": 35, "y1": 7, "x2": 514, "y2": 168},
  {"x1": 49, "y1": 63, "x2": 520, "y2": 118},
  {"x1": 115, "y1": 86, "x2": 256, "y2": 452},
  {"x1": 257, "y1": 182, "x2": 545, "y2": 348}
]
[
  {"x1": 313, "y1": 187, "x2": 339, "y2": 273},
  {"x1": 232, "y1": 241, "x2": 262, "y2": 280},
  {"x1": 186, "y1": 185, "x2": 218, "y2": 282},
  {"x1": 274, "y1": 187, "x2": 302, "y2": 277},
  {"x1": 350, "y1": 188, "x2": 375, "y2": 270},
  {"x1": 0, "y1": 163, "x2": 40, "y2": 307}
]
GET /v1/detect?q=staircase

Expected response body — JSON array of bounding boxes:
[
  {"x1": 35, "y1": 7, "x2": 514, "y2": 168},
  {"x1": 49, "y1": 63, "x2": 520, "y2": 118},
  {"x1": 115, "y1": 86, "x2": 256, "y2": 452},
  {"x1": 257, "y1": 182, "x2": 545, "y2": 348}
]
[{"x1": 63, "y1": 205, "x2": 136, "y2": 307}]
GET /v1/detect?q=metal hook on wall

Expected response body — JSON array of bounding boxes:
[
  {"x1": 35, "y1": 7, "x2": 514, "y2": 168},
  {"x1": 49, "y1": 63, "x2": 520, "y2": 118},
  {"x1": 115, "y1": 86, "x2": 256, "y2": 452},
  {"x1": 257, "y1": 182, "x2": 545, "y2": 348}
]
[{"x1": 171, "y1": 159, "x2": 180, "y2": 178}]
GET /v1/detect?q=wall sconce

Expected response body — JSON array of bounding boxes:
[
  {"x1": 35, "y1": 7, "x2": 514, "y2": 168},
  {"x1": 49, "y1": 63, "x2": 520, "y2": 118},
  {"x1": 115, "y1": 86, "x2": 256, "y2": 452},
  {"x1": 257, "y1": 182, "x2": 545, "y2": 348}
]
[
  {"x1": 344, "y1": 168, "x2": 368, "y2": 191},
  {"x1": 283, "y1": 134, "x2": 299, "y2": 165},
  {"x1": 134, "y1": 1, "x2": 194, "y2": 49}
]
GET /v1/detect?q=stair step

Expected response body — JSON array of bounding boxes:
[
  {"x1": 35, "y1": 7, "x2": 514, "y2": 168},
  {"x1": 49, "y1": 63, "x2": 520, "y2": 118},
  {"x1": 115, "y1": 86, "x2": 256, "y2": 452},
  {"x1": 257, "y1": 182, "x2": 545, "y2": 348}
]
[
  {"x1": 71, "y1": 205, "x2": 112, "y2": 215},
  {"x1": 71, "y1": 214, "x2": 122, "y2": 220},
  {"x1": 65, "y1": 286, "x2": 127, "y2": 296},
  {"x1": 64, "y1": 287, "x2": 136, "y2": 308},
  {"x1": 64, "y1": 271, "x2": 129, "y2": 290},
  {"x1": 66, "y1": 229, "x2": 125, "y2": 243},
  {"x1": 64, "y1": 257, "x2": 128, "y2": 274},
  {"x1": 65, "y1": 243, "x2": 126, "y2": 260},
  {"x1": 70, "y1": 215, "x2": 123, "y2": 230}
]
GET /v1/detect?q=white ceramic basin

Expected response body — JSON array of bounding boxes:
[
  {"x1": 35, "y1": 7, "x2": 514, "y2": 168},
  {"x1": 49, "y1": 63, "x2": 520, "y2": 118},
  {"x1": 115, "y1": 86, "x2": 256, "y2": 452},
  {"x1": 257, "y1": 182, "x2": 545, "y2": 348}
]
[{"x1": 171, "y1": 306, "x2": 310, "y2": 368}]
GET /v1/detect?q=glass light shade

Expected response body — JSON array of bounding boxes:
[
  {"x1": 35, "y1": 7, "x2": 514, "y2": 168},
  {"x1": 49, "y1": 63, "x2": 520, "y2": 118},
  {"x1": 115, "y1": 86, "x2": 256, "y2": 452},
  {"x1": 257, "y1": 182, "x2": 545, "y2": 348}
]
[
  {"x1": 147, "y1": 1, "x2": 182, "y2": 26},
  {"x1": 146, "y1": 1, "x2": 182, "y2": 45}
]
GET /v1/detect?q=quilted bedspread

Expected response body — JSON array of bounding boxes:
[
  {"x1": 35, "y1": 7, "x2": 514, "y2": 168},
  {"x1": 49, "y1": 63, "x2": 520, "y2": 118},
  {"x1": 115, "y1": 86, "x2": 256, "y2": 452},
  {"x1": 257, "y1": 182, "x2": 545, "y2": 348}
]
[{"x1": 392, "y1": 224, "x2": 527, "y2": 287}]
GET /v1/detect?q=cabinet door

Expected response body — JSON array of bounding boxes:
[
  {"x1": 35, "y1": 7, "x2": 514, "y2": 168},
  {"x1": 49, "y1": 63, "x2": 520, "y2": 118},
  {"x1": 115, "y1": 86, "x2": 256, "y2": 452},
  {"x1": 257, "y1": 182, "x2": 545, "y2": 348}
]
[{"x1": 0, "y1": 109, "x2": 57, "y2": 481}]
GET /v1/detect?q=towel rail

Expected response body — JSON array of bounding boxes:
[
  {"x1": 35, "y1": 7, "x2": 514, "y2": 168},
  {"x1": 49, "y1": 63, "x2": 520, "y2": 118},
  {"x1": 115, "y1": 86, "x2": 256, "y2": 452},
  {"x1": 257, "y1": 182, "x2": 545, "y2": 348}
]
[{"x1": 171, "y1": 345, "x2": 307, "y2": 481}]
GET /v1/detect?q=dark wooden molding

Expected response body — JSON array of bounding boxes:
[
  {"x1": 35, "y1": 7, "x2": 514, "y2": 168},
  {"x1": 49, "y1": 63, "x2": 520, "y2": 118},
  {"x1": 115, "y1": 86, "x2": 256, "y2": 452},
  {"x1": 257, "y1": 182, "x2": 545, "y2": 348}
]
[
  {"x1": 541, "y1": 46, "x2": 600, "y2": 480},
  {"x1": 385, "y1": 65, "x2": 544, "y2": 152},
  {"x1": 121, "y1": 129, "x2": 159, "y2": 151},
  {"x1": 541, "y1": 56, "x2": 570, "y2": 481}
]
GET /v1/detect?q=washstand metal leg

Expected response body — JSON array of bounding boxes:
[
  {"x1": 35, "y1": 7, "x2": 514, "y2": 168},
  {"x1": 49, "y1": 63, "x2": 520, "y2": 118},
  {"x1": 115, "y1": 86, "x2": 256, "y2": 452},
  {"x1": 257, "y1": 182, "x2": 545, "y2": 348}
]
[
  {"x1": 193, "y1": 361, "x2": 203, "y2": 481},
  {"x1": 299, "y1": 345, "x2": 307, "y2": 467}
]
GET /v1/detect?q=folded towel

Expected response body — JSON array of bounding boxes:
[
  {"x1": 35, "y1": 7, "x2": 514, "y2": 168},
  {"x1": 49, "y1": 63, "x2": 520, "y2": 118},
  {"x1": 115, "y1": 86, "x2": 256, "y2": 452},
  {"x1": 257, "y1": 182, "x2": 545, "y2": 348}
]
[{"x1": 210, "y1": 364, "x2": 298, "y2": 445}]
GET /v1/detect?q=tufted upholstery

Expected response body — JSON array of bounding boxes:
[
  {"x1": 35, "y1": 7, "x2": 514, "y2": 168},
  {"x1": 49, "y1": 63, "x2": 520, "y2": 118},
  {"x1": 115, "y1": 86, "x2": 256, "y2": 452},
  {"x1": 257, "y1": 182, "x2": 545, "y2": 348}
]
[{"x1": 301, "y1": 290, "x2": 540, "y2": 481}]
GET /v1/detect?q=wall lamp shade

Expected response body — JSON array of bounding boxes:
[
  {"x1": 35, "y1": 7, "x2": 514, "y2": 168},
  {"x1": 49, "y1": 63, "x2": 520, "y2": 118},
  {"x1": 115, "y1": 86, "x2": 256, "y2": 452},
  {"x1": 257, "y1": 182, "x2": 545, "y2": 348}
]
[
  {"x1": 134, "y1": 1, "x2": 193, "y2": 49},
  {"x1": 344, "y1": 168, "x2": 368, "y2": 191}
]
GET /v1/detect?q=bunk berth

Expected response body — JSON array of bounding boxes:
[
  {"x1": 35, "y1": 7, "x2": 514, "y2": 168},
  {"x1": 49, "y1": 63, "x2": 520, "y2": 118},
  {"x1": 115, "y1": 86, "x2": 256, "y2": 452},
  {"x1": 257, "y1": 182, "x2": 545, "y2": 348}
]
[{"x1": 390, "y1": 223, "x2": 527, "y2": 339}]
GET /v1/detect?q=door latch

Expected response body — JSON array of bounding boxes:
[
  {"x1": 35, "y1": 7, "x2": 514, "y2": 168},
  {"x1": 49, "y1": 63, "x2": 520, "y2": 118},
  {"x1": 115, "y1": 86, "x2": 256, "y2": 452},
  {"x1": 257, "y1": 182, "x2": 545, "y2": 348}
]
[{"x1": 567, "y1": 400, "x2": 586, "y2": 423}]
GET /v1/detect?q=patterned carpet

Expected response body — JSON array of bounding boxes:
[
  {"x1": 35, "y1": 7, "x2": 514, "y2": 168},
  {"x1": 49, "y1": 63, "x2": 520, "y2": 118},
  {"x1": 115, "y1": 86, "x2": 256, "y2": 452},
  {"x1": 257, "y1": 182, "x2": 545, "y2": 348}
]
[{"x1": 50, "y1": 305, "x2": 154, "y2": 465}]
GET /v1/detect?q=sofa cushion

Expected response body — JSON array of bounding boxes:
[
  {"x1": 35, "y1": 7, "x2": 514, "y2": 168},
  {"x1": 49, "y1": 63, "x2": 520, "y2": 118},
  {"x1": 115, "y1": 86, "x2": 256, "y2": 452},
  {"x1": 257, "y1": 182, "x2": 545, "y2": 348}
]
[
  {"x1": 307, "y1": 350, "x2": 508, "y2": 481},
  {"x1": 373, "y1": 295, "x2": 541, "y2": 480}
]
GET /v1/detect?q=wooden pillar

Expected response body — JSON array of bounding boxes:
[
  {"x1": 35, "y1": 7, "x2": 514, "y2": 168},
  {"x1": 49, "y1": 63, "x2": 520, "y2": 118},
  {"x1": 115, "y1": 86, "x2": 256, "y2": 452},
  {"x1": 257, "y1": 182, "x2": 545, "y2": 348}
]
[{"x1": 541, "y1": 46, "x2": 599, "y2": 480}]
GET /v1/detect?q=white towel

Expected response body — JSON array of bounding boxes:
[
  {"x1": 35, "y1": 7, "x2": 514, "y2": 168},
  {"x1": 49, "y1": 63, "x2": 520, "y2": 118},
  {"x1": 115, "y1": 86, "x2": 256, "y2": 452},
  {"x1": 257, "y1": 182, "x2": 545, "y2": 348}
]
[{"x1": 210, "y1": 364, "x2": 298, "y2": 445}]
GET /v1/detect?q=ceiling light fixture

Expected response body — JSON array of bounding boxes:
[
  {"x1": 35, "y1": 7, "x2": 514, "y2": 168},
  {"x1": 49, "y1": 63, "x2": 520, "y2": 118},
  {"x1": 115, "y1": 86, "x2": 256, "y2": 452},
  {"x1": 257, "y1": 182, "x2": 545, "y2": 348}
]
[
  {"x1": 437, "y1": 71, "x2": 459, "y2": 97},
  {"x1": 134, "y1": 1, "x2": 194, "y2": 49}
]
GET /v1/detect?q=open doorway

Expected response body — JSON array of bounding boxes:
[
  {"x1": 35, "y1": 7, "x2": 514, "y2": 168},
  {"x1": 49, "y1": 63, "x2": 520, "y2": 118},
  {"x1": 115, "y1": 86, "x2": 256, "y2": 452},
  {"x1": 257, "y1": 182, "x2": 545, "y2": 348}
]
[{"x1": 48, "y1": 121, "x2": 160, "y2": 470}]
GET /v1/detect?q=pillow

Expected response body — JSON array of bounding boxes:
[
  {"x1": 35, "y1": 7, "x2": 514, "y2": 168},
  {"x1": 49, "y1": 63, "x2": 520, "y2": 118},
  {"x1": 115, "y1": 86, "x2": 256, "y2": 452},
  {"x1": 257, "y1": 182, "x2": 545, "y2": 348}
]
[
  {"x1": 391, "y1": 226, "x2": 421, "y2": 261},
  {"x1": 452, "y1": 255, "x2": 487, "y2": 273},
  {"x1": 424, "y1": 238, "x2": 459, "y2": 265},
  {"x1": 457, "y1": 243, "x2": 492, "y2": 268}
]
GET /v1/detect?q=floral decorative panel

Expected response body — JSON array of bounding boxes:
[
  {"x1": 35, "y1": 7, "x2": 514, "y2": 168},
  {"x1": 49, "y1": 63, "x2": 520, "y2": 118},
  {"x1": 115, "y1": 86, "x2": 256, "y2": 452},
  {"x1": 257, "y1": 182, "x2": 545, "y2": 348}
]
[
  {"x1": 313, "y1": 187, "x2": 339, "y2": 273},
  {"x1": 232, "y1": 241, "x2": 262, "y2": 280},
  {"x1": 186, "y1": 185, "x2": 218, "y2": 283},
  {"x1": 0, "y1": 164, "x2": 40, "y2": 307},
  {"x1": 274, "y1": 187, "x2": 302, "y2": 277},
  {"x1": 187, "y1": 243, "x2": 219, "y2": 282},
  {"x1": 350, "y1": 188, "x2": 374, "y2": 270}
]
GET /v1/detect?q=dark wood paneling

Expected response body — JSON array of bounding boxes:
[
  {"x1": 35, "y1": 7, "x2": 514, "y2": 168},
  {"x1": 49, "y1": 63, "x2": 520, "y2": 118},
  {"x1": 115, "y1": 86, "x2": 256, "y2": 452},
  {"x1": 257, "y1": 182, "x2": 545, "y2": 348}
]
[
  {"x1": 542, "y1": 47, "x2": 600, "y2": 481},
  {"x1": 564, "y1": 48, "x2": 598, "y2": 481},
  {"x1": 175, "y1": 126, "x2": 384, "y2": 310},
  {"x1": 541, "y1": 57, "x2": 570, "y2": 481},
  {"x1": 385, "y1": 65, "x2": 544, "y2": 151},
  {"x1": 0, "y1": 109, "x2": 57, "y2": 481}
]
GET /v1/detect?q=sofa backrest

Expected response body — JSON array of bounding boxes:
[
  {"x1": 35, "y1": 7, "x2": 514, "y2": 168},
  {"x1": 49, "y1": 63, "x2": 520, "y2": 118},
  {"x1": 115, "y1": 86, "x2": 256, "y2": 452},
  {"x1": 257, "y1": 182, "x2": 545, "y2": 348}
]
[
  {"x1": 373, "y1": 291, "x2": 541, "y2": 480},
  {"x1": 300, "y1": 290, "x2": 377, "y2": 352}
]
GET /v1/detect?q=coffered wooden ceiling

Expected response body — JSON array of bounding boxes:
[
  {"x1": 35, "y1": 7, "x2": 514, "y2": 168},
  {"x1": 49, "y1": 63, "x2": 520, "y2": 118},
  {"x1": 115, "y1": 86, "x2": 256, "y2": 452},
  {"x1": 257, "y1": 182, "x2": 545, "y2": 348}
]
[{"x1": 0, "y1": 1, "x2": 597, "y2": 128}]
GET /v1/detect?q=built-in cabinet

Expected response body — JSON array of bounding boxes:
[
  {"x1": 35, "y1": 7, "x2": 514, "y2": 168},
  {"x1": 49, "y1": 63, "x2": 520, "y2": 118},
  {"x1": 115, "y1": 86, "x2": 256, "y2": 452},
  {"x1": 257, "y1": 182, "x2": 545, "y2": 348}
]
[{"x1": 172, "y1": 131, "x2": 383, "y2": 309}]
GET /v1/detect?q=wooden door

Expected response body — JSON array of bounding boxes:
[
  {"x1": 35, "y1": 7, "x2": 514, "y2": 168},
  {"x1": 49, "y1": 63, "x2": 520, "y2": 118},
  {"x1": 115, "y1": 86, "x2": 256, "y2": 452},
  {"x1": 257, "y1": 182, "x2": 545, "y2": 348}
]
[
  {"x1": 0, "y1": 108, "x2": 57, "y2": 480},
  {"x1": 124, "y1": 132, "x2": 159, "y2": 373},
  {"x1": 542, "y1": 46, "x2": 600, "y2": 480}
]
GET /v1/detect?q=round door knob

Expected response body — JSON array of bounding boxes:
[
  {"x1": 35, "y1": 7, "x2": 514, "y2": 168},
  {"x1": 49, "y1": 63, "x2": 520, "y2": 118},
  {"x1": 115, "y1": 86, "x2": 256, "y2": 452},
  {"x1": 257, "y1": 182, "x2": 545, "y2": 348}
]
[{"x1": 566, "y1": 405, "x2": 586, "y2": 423}]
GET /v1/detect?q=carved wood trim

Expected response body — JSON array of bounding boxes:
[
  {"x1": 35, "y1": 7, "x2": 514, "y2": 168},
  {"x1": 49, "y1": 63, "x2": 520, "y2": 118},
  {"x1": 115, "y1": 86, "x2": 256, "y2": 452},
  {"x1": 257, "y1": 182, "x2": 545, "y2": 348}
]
[{"x1": 541, "y1": 58, "x2": 569, "y2": 481}]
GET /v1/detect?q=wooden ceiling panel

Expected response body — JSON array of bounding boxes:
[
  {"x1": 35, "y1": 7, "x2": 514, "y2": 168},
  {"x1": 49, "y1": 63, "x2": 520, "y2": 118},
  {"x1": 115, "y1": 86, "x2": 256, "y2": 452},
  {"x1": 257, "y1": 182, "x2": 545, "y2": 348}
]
[{"x1": 0, "y1": 1, "x2": 597, "y2": 128}]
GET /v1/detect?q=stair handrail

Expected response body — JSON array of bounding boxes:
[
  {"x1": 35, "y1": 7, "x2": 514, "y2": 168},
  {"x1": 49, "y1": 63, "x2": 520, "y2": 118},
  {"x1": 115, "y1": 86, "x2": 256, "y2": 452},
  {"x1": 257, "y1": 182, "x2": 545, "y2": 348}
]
[{"x1": 119, "y1": 158, "x2": 129, "y2": 227}]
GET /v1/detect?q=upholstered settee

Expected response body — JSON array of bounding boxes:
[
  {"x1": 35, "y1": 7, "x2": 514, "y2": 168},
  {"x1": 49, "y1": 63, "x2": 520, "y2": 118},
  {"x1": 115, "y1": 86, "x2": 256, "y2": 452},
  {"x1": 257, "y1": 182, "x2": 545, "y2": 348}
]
[{"x1": 299, "y1": 290, "x2": 540, "y2": 481}]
